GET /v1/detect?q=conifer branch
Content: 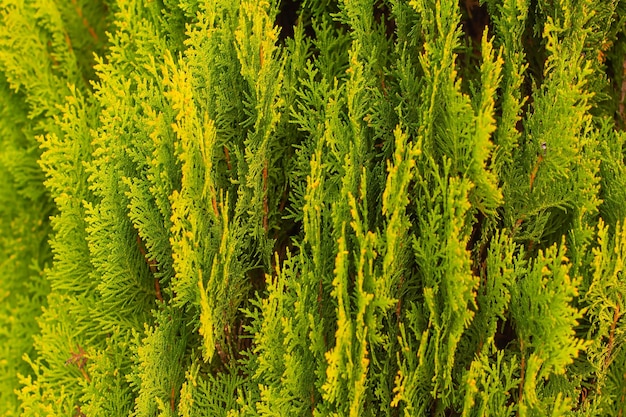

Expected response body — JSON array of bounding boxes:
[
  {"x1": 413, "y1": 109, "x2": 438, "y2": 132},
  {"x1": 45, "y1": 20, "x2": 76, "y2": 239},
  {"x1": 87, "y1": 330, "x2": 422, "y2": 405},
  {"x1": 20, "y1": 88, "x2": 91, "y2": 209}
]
[{"x1": 2, "y1": 0, "x2": 626, "y2": 415}]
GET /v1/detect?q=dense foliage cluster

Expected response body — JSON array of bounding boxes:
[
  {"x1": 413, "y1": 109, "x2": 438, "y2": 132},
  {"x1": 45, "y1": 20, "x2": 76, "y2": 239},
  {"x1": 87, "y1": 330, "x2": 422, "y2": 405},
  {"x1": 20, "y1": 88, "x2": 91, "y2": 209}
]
[{"x1": 1, "y1": 0, "x2": 626, "y2": 415}]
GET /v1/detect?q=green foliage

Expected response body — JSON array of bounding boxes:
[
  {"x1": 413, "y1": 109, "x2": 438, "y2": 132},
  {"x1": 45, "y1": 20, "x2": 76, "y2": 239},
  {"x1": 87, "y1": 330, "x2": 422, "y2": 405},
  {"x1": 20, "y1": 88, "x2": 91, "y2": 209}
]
[{"x1": 1, "y1": 0, "x2": 626, "y2": 416}]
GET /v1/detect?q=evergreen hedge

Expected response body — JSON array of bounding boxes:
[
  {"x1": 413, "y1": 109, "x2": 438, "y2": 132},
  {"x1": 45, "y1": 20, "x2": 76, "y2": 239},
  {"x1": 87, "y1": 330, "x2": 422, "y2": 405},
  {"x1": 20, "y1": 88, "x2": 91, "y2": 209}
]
[{"x1": 1, "y1": 0, "x2": 626, "y2": 415}]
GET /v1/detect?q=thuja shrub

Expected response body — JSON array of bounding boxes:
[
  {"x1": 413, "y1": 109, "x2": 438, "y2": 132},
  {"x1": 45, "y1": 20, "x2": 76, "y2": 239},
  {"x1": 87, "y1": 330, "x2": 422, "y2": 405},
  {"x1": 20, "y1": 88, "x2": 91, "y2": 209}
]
[{"x1": 1, "y1": 0, "x2": 626, "y2": 415}]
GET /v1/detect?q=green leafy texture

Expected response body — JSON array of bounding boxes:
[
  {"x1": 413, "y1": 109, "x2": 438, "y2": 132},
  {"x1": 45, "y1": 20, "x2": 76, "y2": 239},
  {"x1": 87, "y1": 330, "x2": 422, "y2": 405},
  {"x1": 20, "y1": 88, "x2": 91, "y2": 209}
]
[
  {"x1": 122, "y1": 50, "x2": 183, "y2": 309},
  {"x1": 0, "y1": 0, "x2": 107, "y2": 132},
  {"x1": 178, "y1": 359, "x2": 246, "y2": 417},
  {"x1": 312, "y1": 2, "x2": 400, "y2": 407},
  {"x1": 3, "y1": 0, "x2": 626, "y2": 415},
  {"x1": 510, "y1": 240, "x2": 587, "y2": 415},
  {"x1": 390, "y1": 145, "x2": 479, "y2": 414},
  {"x1": 85, "y1": 71, "x2": 156, "y2": 331},
  {"x1": 373, "y1": 125, "x2": 419, "y2": 409},
  {"x1": 166, "y1": 37, "x2": 248, "y2": 366},
  {"x1": 290, "y1": 83, "x2": 346, "y2": 415},
  {"x1": 128, "y1": 308, "x2": 187, "y2": 417},
  {"x1": 505, "y1": 0, "x2": 601, "y2": 250},
  {"x1": 79, "y1": 327, "x2": 135, "y2": 417},
  {"x1": 17, "y1": 0, "x2": 172, "y2": 413},
  {"x1": 401, "y1": 159, "x2": 477, "y2": 413},
  {"x1": 233, "y1": 0, "x2": 284, "y2": 243},
  {"x1": 464, "y1": 230, "x2": 517, "y2": 361},
  {"x1": 168, "y1": 1, "x2": 241, "y2": 329},
  {"x1": 578, "y1": 219, "x2": 626, "y2": 414},
  {"x1": 598, "y1": 125, "x2": 626, "y2": 230},
  {"x1": 83, "y1": 1, "x2": 191, "y2": 412},
  {"x1": 605, "y1": 345, "x2": 626, "y2": 417},
  {"x1": 0, "y1": 2, "x2": 106, "y2": 411},
  {"x1": 486, "y1": 0, "x2": 529, "y2": 178},
  {"x1": 0, "y1": 69, "x2": 52, "y2": 416},
  {"x1": 470, "y1": 29, "x2": 504, "y2": 214},
  {"x1": 18, "y1": 88, "x2": 99, "y2": 416},
  {"x1": 461, "y1": 348, "x2": 519, "y2": 417},
  {"x1": 235, "y1": 256, "x2": 315, "y2": 416},
  {"x1": 319, "y1": 33, "x2": 380, "y2": 417},
  {"x1": 165, "y1": 51, "x2": 226, "y2": 349},
  {"x1": 410, "y1": 0, "x2": 501, "y2": 215}
]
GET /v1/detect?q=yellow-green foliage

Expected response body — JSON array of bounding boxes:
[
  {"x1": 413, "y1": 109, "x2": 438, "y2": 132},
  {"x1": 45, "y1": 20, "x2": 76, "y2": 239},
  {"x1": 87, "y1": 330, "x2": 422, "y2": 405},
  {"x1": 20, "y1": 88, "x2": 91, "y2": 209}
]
[{"x1": 1, "y1": 0, "x2": 626, "y2": 416}]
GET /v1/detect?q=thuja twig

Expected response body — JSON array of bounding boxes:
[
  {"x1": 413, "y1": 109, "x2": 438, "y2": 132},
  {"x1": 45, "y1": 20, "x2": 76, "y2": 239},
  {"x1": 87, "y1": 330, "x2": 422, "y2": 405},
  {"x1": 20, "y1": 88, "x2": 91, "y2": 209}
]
[
  {"x1": 259, "y1": 42, "x2": 264, "y2": 69},
  {"x1": 223, "y1": 145, "x2": 232, "y2": 170},
  {"x1": 263, "y1": 160, "x2": 269, "y2": 232},
  {"x1": 212, "y1": 196, "x2": 219, "y2": 217},
  {"x1": 518, "y1": 339, "x2": 526, "y2": 416},
  {"x1": 71, "y1": 0, "x2": 99, "y2": 42},
  {"x1": 605, "y1": 297, "x2": 621, "y2": 370},
  {"x1": 74, "y1": 405, "x2": 86, "y2": 417},
  {"x1": 64, "y1": 32, "x2": 73, "y2": 54},
  {"x1": 170, "y1": 385, "x2": 176, "y2": 412},
  {"x1": 66, "y1": 344, "x2": 91, "y2": 383},
  {"x1": 136, "y1": 234, "x2": 163, "y2": 302},
  {"x1": 529, "y1": 142, "x2": 547, "y2": 191}
]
